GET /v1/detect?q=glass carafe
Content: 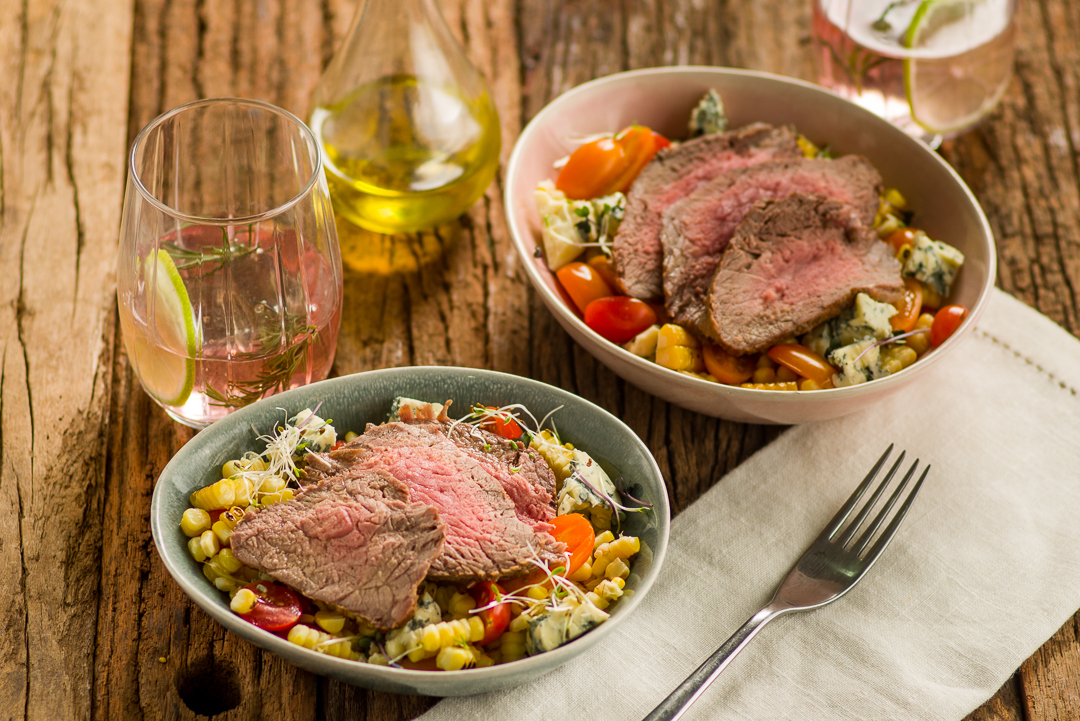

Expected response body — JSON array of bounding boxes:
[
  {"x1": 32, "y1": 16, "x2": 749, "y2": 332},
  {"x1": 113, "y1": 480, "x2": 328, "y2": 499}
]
[{"x1": 310, "y1": 0, "x2": 501, "y2": 234}]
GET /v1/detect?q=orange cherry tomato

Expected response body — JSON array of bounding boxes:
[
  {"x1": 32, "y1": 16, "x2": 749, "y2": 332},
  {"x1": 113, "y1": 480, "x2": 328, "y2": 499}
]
[
  {"x1": 930, "y1": 304, "x2": 967, "y2": 347},
  {"x1": 549, "y1": 513, "x2": 595, "y2": 576},
  {"x1": 606, "y1": 126, "x2": 658, "y2": 194},
  {"x1": 555, "y1": 261, "x2": 614, "y2": 315},
  {"x1": 587, "y1": 254, "x2": 619, "y2": 290},
  {"x1": 651, "y1": 132, "x2": 672, "y2": 151},
  {"x1": 584, "y1": 297, "x2": 657, "y2": 344},
  {"x1": 469, "y1": 581, "x2": 511, "y2": 646},
  {"x1": 702, "y1": 344, "x2": 756, "y2": 385},
  {"x1": 555, "y1": 137, "x2": 625, "y2": 200},
  {"x1": 766, "y1": 344, "x2": 836, "y2": 385},
  {"x1": 553, "y1": 277, "x2": 583, "y2": 319},
  {"x1": 555, "y1": 126, "x2": 668, "y2": 199},
  {"x1": 479, "y1": 406, "x2": 523, "y2": 440},
  {"x1": 885, "y1": 227, "x2": 919, "y2": 253},
  {"x1": 890, "y1": 277, "x2": 924, "y2": 332}
]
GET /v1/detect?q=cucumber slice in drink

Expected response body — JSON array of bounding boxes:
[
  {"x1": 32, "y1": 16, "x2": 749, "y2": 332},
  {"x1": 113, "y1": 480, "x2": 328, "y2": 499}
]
[
  {"x1": 127, "y1": 249, "x2": 199, "y2": 406},
  {"x1": 903, "y1": 0, "x2": 1014, "y2": 135}
]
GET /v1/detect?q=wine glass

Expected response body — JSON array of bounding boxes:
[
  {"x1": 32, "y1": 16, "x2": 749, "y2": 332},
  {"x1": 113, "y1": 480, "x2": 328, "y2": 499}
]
[{"x1": 117, "y1": 98, "x2": 344, "y2": 428}]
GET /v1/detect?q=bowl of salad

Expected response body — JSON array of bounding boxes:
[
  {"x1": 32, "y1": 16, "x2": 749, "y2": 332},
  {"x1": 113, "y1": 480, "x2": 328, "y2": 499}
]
[
  {"x1": 150, "y1": 366, "x2": 669, "y2": 696},
  {"x1": 504, "y1": 67, "x2": 996, "y2": 424}
]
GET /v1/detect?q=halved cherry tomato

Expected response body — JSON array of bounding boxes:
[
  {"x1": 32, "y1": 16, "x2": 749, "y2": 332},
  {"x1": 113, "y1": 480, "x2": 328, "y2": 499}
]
[
  {"x1": 651, "y1": 132, "x2": 672, "y2": 151},
  {"x1": 890, "y1": 277, "x2": 924, "y2": 332},
  {"x1": 479, "y1": 406, "x2": 523, "y2": 440},
  {"x1": 330, "y1": 439, "x2": 346, "y2": 451},
  {"x1": 555, "y1": 137, "x2": 625, "y2": 200},
  {"x1": 584, "y1": 296, "x2": 657, "y2": 344},
  {"x1": 702, "y1": 344, "x2": 756, "y2": 385},
  {"x1": 469, "y1": 581, "x2": 511, "y2": 646},
  {"x1": 237, "y1": 581, "x2": 302, "y2": 632},
  {"x1": 587, "y1": 254, "x2": 619, "y2": 290},
  {"x1": 555, "y1": 125, "x2": 668, "y2": 199},
  {"x1": 549, "y1": 513, "x2": 596, "y2": 576},
  {"x1": 553, "y1": 277, "x2": 583, "y2": 319},
  {"x1": 767, "y1": 344, "x2": 836, "y2": 385},
  {"x1": 555, "y1": 261, "x2": 614, "y2": 315},
  {"x1": 930, "y1": 304, "x2": 967, "y2": 347},
  {"x1": 885, "y1": 227, "x2": 919, "y2": 253}
]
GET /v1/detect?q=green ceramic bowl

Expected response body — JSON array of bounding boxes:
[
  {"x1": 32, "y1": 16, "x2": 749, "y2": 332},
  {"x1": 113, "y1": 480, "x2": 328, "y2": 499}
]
[{"x1": 150, "y1": 366, "x2": 670, "y2": 696}]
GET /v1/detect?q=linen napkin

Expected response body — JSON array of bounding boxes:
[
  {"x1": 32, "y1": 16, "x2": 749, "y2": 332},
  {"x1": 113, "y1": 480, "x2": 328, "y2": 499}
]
[{"x1": 420, "y1": 287, "x2": 1080, "y2": 721}]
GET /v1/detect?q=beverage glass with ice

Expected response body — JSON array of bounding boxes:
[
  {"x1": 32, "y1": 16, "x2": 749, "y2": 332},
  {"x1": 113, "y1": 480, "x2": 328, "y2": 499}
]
[
  {"x1": 117, "y1": 99, "x2": 344, "y2": 428},
  {"x1": 813, "y1": 0, "x2": 1017, "y2": 146}
]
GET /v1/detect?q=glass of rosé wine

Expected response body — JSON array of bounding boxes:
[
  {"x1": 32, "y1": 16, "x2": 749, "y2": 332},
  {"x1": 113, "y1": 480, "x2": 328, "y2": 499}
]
[{"x1": 117, "y1": 98, "x2": 343, "y2": 428}]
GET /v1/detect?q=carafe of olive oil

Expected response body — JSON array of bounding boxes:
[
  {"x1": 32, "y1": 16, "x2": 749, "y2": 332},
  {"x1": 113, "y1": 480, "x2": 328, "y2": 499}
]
[{"x1": 310, "y1": 0, "x2": 501, "y2": 234}]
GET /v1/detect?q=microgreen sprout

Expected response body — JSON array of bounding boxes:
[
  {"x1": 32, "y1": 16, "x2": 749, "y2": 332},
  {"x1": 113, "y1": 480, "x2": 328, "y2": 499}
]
[
  {"x1": 377, "y1": 641, "x2": 407, "y2": 668},
  {"x1": 312, "y1": 635, "x2": 360, "y2": 653}
]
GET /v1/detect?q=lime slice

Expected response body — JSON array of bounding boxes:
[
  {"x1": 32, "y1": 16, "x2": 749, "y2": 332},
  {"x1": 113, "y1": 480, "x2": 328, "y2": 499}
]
[
  {"x1": 128, "y1": 249, "x2": 199, "y2": 406},
  {"x1": 903, "y1": 0, "x2": 1014, "y2": 135}
]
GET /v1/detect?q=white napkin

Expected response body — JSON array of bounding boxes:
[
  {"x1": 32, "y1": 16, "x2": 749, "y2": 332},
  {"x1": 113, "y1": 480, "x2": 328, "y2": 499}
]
[{"x1": 420, "y1": 288, "x2": 1080, "y2": 721}]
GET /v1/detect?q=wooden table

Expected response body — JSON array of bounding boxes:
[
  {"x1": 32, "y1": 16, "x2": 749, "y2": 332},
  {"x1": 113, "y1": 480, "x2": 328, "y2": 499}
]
[{"x1": 2, "y1": 0, "x2": 1077, "y2": 718}]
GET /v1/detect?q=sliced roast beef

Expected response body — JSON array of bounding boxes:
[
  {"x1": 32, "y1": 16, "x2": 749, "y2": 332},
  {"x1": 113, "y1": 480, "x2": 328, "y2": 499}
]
[
  {"x1": 706, "y1": 194, "x2": 904, "y2": 355},
  {"x1": 230, "y1": 467, "x2": 444, "y2": 631},
  {"x1": 612, "y1": 123, "x2": 803, "y2": 300},
  {"x1": 662, "y1": 156, "x2": 883, "y2": 336},
  {"x1": 307, "y1": 421, "x2": 564, "y2": 581}
]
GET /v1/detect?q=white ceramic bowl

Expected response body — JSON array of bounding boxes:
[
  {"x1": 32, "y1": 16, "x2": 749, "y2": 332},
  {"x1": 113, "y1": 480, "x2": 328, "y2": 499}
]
[
  {"x1": 150, "y1": 367, "x2": 669, "y2": 695},
  {"x1": 504, "y1": 67, "x2": 996, "y2": 424}
]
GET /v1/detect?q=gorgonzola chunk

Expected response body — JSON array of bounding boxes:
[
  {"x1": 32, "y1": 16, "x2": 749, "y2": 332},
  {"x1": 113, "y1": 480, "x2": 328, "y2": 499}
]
[
  {"x1": 557, "y1": 449, "x2": 620, "y2": 530},
  {"x1": 831, "y1": 293, "x2": 897, "y2": 346},
  {"x1": 689, "y1": 89, "x2": 727, "y2": 137},
  {"x1": 289, "y1": 409, "x2": 337, "y2": 452},
  {"x1": 903, "y1": 233, "x2": 965, "y2": 296},
  {"x1": 829, "y1": 339, "x2": 886, "y2": 387}
]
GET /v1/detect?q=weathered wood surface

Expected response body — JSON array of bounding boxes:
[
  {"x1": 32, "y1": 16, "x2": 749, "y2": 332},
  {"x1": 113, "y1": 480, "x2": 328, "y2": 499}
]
[{"x1": 1, "y1": 0, "x2": 1078, "y2": 719}]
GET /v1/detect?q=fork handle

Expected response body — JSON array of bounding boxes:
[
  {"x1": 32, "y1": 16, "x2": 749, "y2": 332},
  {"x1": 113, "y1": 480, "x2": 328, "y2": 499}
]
[{"x1": 643, "y1": 604, "x2": 785, "y2": 721}]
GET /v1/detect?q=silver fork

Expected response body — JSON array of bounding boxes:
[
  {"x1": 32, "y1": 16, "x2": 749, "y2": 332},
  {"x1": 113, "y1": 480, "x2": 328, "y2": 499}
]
[{"x1": 644, "y1": 444, "x2": 928, "y2": 721}]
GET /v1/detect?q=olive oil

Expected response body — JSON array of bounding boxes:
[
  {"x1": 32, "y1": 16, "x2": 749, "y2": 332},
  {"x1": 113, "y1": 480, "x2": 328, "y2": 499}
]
[{"x1": 311, "y1": 75, "x2": 501, "y2": 234}]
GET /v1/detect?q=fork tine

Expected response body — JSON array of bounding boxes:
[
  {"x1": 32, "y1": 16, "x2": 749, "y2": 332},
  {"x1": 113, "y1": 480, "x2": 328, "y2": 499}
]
[
  {"x1": 822, "y1": 444, "x2": 894, "y2": 540},
  {"x1": 835, "y1": 451, "x2": 906, "y2": 548},
  {"x1": 857, "y1": 463, "x2": 929, "y2": 560}
]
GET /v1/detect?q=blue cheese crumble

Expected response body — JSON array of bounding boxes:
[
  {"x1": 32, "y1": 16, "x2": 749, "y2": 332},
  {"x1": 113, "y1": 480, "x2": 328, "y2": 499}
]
[
  {"x1": 803, "y1": 293, "x2": 897, "y2": 358},
  {"x1": 902, "y1": 233, "x2": 965, "y2": 296},
  {"x1": 689, "y1": 89, "x2": 727, "y2": 137},
  {"x1": 534, "y1": 181, "x2": 625, "y2": 270},
  {"x1": 828, "y1": 339, "x2": 886, "y2": 387},
  {"x1": 557, "y1": 449, "x2": 620, "y2": 531}
]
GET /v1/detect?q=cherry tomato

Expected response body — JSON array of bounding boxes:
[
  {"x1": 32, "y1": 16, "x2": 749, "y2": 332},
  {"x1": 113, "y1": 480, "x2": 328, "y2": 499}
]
[
  {"x1": 587, "y1": 254, "x2": 619, "y2": 290},
  {"x1": 553, "y1": 277, "x2": 583, "y2": 319},
  {"x1": 555, "y1": 125, "x2": 667, "y2": 199},
  {"x1": 330, "y1": 439, "x2": 346, "y2": 451},
  {"x1": 584, "y1": 296, "x2": 657, "y2": 344},
  {"x1": 651, "y1": 132, "x2": 672, "y2": 151},
  {"x1": 556, "y1": 136, "x2": 625, "y2": 200},
  {"x1": 890, "y1": 277, "x2": 924, "y2": 332},
  {"x1": 479, "y1": 406, "x2": 524, "y2": 440},
  {"x1": 549, "y1": 513, "x2": 596, "y2": 576},
  {"x1": 885, "y1": 227, "x2": 919, "y2": 253},
  {"x1": 237, "y1": 582, "x2": 302, "y2": 632},
  {"x1": 702, "y1": 344, "x2": 756, "y2": 385},
  {"x1": 555, "y1": 261, "x2": 614, "y2": 315},
  {"x1": 767, "y1": 344, "x2": 836, "y2": 385},
  {"x1": 930, "y1": 304, "x2": 967, "y2": 347},
  {"x1": 469, "y1": 581, "x2": 511, "y2": 646}
]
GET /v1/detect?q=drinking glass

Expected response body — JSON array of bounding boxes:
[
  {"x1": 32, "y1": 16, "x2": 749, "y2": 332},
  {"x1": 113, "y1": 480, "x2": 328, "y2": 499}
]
[
  {"x1": 117, "y1": 98, "x2": 344, "y2": 428},
  {"x1": 812, "y1": 0, "x2": 1017, "y2": 146}
]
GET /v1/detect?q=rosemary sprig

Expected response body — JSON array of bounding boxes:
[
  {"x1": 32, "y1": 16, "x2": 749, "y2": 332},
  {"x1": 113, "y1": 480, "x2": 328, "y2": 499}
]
[{"x1": 163, "y1": 226, "x2": 258, "y2": 272}]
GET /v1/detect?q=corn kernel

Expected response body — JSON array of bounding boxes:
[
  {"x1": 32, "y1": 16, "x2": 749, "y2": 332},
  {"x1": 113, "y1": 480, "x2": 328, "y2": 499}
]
[
  {"x1": 656, "y1": 345, "x2": 704, "y2": 372},
  {"x1": 752, "y1": 367, "x2": 776, "y2": 383},
  {"x1": 594, "y1": 530, "x2": 615, "y2": 549},
  {"x1": 586, "y1": 591, "x2": 608, "y2": 609},
  {"x1": 199, "y1": 529, "x2": 220, "y2": 559},
  {"x1": 437, "y1": 646, "x2": 473, "y2": 671},
  {"x1": 187, "y1": 536, "x2": 208, "y2": 562},
  {"x1": 775, "y1": 365, "x2": 798, "y2": 383},
  {"x1": 509, "y1": 613, "x2": 531, "y2": 633},
  {"x1": 368, "y1": 652, "x2": 389, "y2": 666},
  {"x1": 180, "y1": 508, "x2": 212, "y2": 537},
  {"x1": 756, "y1": 354, "x2": 775, "y2": 369},
  {"x1": 215, "y1": 548, "x2": 243, "y2": 574},
  {"x1": 567, "y1": 561, "x2": 592, "y2": 583},
  {"x1": 214, "y1": 576, "x2": 241, "y2": 593},
  {"x1": 909, "y1": 314, "x2": 935, "y2": 355},
  {"x1": 316, "y1": 610, "x2": 346, "y2": 634},
  {"x1": 345, "y1": 431, "x2": 358, "y2": 442},
  {"x1": 230, "y1": 587, "x2": 258, "y2": 614},
  {"x1": 883, "y1": 188, "x2": 907, "y2": 210},
  {"x1": 740, "y1": 382, "x2": 798, "y2": 391},
  {"x1": 211, "y1": 520, "x2": 233, "y2": 547},
  {"x1": 526, "y1": 585, "x2": 549, "y2": 601},
  {"x1": 656, "y1": 323, "x2": 699, "y2": 350},
  {"x1": 260, "y1": 488, "x2": 294, "y2": 506},
  {"x1": 605, "y1": 557, "x2": 630, "y2": 579},
  {"x1": 447, "y1": 592, "x2": 476, "y2": 619}
]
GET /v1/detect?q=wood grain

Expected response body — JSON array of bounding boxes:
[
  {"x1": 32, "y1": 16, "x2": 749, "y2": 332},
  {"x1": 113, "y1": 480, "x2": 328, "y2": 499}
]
[{"x1": 2, "y1": 0, "x2": 1078, "y2": 718}]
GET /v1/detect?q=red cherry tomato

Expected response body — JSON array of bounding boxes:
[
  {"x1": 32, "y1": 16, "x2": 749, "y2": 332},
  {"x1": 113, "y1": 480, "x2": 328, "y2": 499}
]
[
  {"x1": 890, "y1": 277, "x2": 924, "y2": 333},
  {"x1": 549, "y1": 513, "x2": 596, "y2": 576},
  {"x1": 651, "y1": 132, "x2": 672, "y2": 151},
  {"x1": 930, "y1": 305, "x2": 967, "y2": 347},
  {"x1": 479, "y1": 406, "x2": 524, "y2": 440},
  {"x1": 555, "y1": 126, "x2": 668, "y2": 199},
  {"x1": 555, "y1": 262, "x2": 614, "y2": 315},
  {"x1": 767, "y1": 344, "x2": 836, "y2": 385},
  {"x1": 702, "y1": 345, "x2": 756, "y2": 386},
  {"x1": 470, "y1": 581, "x2": 511, "y2": 646},
  {"x1": 584, "y1": 296, "x2": 657, "y2": 344},
  {"x1": 885, "y1": 227, "x2": 919, "y2": 253},
  {"x1": 330, "y1": 439, "x2": 346, "y2": 451},
  {"x1": 237, "y1": 582, "x2": 302, "y2": 632}
]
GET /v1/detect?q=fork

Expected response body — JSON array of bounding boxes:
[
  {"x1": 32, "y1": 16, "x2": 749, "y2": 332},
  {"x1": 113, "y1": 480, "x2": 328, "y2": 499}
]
[{"x1": 643, "y1": 444, "x2": 928, "y2": 721}]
